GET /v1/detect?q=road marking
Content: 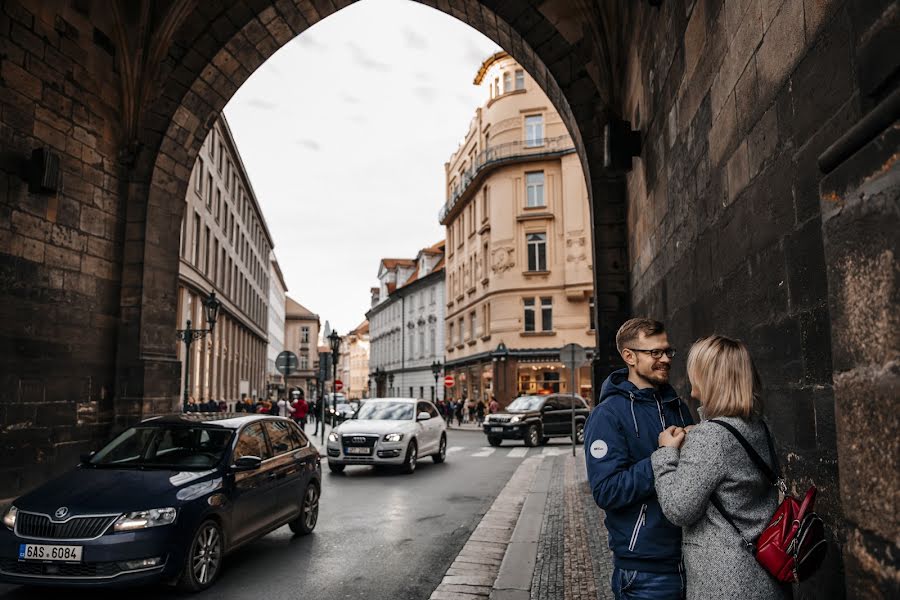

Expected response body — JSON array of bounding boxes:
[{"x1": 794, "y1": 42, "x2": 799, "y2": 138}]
[
  {"x1": 507, "y1": 448, "x2": 529, "y2": 458},
  {"x1": 448, "y1": 446, "x2": 465, "y2": 453},
  {"x1": 542, "y1": 446, "x2": 565, "y2": 456},
  {"x1": 472, "y1": 448, "x2": 496, "y2": 457}
]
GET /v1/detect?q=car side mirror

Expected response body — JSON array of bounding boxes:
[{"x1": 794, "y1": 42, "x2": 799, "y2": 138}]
[
  {"x1": 232, "y1": 456, "x2": 262, "y2": 471},
  {"x1": 417, "y1": 411, "x2": 431, "y2": 421},
  {"x1": 79, "y1": 451, "x2": 95, "y2": 464}
]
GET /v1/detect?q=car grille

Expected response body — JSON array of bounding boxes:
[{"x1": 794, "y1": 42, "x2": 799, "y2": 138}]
[
  {"x1": 489, "y1": 416, "x2": 512, "y2": 424},
  {"x1": 16, "y1": 512, "x2": 117, "y2": 540},
  {"x1": 341, "y1": 435, "x2": 378, "y2": 448},
  {"x1": 0, "y1": 558, "x2": 122, "y2": 578}
]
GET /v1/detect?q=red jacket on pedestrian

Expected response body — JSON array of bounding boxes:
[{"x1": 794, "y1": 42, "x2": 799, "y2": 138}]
[{"x1": 291, "y1": 398, "x2": 309, "y2": 419}]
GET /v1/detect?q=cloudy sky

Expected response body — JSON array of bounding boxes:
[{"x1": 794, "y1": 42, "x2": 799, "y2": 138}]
[{"x1": 224, "y1": 0, "x2": 500, "y2": 336}]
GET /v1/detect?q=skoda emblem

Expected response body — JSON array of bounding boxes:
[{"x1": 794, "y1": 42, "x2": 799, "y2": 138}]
[{"x1": 54, "y1": 506, "x2": 69, "y2": 519}]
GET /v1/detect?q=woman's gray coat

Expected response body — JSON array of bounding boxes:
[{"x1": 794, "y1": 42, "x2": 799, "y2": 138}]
[{"x1": 651, "y1": 416, "x2": 789, "y2": 600}]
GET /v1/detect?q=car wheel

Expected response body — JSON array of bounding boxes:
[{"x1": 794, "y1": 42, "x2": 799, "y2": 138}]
[
  {"x1": 289, "y1": 482, "x2": 320, "y2": 535},
  {"x1": 487, "y1": 436, "x2": 502, "y2": 447},
  {"x1": 573, "y1": 421, "x2": 585, "y2": 444},
  {"x1": 178, "y1": 519, "x2": 223, "y2": 592},
  {"x1": 328, "y1": 462, "x2": 345, "y2": 474},
  {"x1": 432, "y1": 434, "x2": 447, "y2": 463},
  {"x1": 401, "y1": 440, "x2": 418, "y2": 474},
  {"x1": 524, "y1": 424, "x2": 540, "y2": 447}
]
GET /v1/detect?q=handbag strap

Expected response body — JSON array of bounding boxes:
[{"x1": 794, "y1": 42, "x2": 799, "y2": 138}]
[
  {"x1": 709, "y1": 419, "x2": 781, "y2": 485},
  {"x1": 709, "y1": 495, "x2": 756, "y2": 553}
]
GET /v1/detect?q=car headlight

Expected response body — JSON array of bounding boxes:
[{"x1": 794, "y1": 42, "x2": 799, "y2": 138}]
[
  {"x1": 328, "y1": 432, "x2": 340, "y2": 443},
  {"x1": 383, "y1": 433, "x2": 404, "y2": 442},
  {"x1": 3, "y1": 506, "x2": 17, "y2": 530},
  {"x1": 510, "y1": 416, "x2": 521, "y2": 424},
  {"x1": 113, "y1": 508, "x2": 177, "y2": 532}
]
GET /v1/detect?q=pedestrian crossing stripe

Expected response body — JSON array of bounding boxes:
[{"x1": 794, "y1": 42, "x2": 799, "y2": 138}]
[
  {"x1": 471, "y1": 448, "x2": 495, "y2": 457},
  {"x1": 507, "y1": 447, "x2": 528, "y2": 457}
]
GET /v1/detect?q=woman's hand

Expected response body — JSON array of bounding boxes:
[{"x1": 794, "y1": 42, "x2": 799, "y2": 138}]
[{"x1": 658, "y1": 425, "x2": 686, "y2": 448}]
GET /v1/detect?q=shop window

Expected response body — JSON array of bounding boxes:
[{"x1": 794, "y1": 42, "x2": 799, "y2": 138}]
[
  {"x1": 525, "y1": 171, "x2": 545, "y2": 207},
  {"x1": 527, "y1": 233, "x2": 547, "y2": 271}
]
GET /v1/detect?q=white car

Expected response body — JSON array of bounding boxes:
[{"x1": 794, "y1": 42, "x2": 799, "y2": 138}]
[{"x1": 326, "y1": 398, "x2": 447, "y2": 474}]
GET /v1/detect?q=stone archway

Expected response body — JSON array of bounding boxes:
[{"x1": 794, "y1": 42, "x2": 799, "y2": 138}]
[{"x1": 117, "y1": 0, "x2": 635, "y2": 420}]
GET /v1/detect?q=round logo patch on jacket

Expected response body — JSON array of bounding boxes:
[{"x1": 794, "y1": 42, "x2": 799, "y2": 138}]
[{"x1": 589, "y1": 439, "x2": 608, "y2": 459}]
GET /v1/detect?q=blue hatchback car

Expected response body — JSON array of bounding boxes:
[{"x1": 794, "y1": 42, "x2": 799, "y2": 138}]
[{"x1": 0, "y1": 413, "x2": 321, "y2": 591}]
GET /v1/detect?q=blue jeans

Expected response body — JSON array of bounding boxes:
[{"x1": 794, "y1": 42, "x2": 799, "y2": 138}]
[{"x1": 612, "y1": 567, "x2": 685, "y2": 600}]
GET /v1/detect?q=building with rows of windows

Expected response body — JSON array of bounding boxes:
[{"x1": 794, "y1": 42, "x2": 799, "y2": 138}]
[
  {"x1": 367, "y1": 242, "x2": 446, "y2": 403},
  {"x1": 176, "y1": 116, "x2": 273, "y2": 405},
  {"x1": 440, "y1": 52, "x2": 595, "y2": 406},
  {"x1": 283, "y1": 296, "x2": 321, "y2": 401}
]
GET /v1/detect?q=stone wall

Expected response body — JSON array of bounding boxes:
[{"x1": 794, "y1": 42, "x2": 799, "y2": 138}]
[
  {"x1": 622, "y1": 0, "x2": 898, "y2": 597},
  {"x1": 0, "y1": 0, "x2": 126, "y2": 498}
]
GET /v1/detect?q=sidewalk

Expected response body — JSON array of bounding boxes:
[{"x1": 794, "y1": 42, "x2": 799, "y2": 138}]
[{"x1": 429, "y1": 450, "x2": 614, "y2": 600}]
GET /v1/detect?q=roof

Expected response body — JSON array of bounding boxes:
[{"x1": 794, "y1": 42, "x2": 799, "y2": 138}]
[
  {"x1": 352, "y1": 320, "x2": 369, "y2": 335},
  {"x1": 285, "y1": 296, "x2": 317, "y2": 318},
  {"x1": 140, "y1": 413, "x2": 282, "y2": 429},
  {"x1": 473, "y1": 51, "x2": 511, "y2": 85},
  {"x1": 381, "y1": 258, "x2": 416, "y2": 270}
]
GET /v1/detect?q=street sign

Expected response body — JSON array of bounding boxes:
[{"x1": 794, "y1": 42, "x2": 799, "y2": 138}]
[
  {"x1": 334, "y1": 379, "x2": 344, "y2": 392},
  {"x1": 275, "y1": 351, "x2": 299, "y2": 376},
  {"x1": 559, "y1": 343, "x2": 587, "y2": 368},
  {"x1": 443, "y1": 375, "x2": 455, "y2": 388}
]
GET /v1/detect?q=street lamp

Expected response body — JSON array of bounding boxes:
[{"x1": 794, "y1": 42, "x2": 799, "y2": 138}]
[
  {"x1": 430, "y1": 361, "x2": 442, "y2": 402},
  {"x1": 176, "y1": 292, "x2": 221, "y2": 411},
  {"x1": 328, "y1": 329, "x2": 341, "y2": 427}
]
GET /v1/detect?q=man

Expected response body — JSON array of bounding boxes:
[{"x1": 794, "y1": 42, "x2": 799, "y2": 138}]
[
  {"x1": 584, "y1": 318, "x2": 693, "y2": 600},
  {"x1": 291, "y1": 391, "x2": 309, "y2": 431}
]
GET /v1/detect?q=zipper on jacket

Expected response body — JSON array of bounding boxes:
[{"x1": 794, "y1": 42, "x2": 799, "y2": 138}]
[
  {"x1": 655, "y1": 393, "x2": 666, "y2": 430},
  {"x1": 628, "y1": 504, "x2": 648, "y2": 551}
]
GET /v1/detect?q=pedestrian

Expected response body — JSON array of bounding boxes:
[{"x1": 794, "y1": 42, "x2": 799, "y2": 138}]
[
  {"x1": 475, "y1": 399, "x2": 485, "y2": 426},
  {"x1": 292, "y1": 393, "x2": 309, "y2": 431},
  {"x1": 583, "y1": 317, "x2": 693, "y2": 600},
  {"x1": 311, "y1": 398, "x2": 321, "y2": 435},
  {"x1": 277, "y1": 393, "x2": 291, "y2": 418},
  {"x1": 467, "y1": 399, "x2": 476, "y2": 424},
  {"x1": 454, "y1": 401, "x2": 463, "y2": 427},
  {"x1": 489, "y1": 395, "x2": 500, "y2": 414},
  {"x1": 445, "y1": 399, "x2": 455, "y2": 426},
  {"x1": 217, "y1": 399, "x2": 227, "y2": 412},
  {"x1": 184, "y1": 396, "x2": 197, "y2": 412},
  {"x1": 651, "y1": 335, "x2": 787, "y2": 600}
]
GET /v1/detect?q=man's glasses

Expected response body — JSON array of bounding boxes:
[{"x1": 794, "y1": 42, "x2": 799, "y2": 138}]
[{"x1": 627, "y1": 347, "x2": 676, "y2": 359}]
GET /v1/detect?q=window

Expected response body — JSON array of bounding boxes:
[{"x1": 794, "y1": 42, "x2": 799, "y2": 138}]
[
  {"x1": 525, "y1": 171, "x2": 545, "y2": 207},
  {"x1": 193, "y1": 214, "x2": 201, "y2": 265},
  {"x1": 541, "y1": 296, "x2": 553, "y2": 331},
  {"x1": 300, "y1": 354, "x2": 309, "y2": 370},
  {"x1": 217, "y1": 143, "x2": 224, "y2": 172},
  {"x1": 195, "y1": 161, "x2": 203, "y2": 194},
  {"x1": 458, "y1": 318, "x2": 464, "y2": 345},
  {"x1": 469, "y1": 311, "x2": 476, "y2": 339},
  {"x1": 482, "y1": 302, "x2": 490, "y2": 337},
  {"x1": 524, "y1": 298, "x2": 535, "y2": 332},
  {"x1": 204, "y1": 227, "x2": 211, "y2": 275},
  {"x1": 515, "y1": 69, "x2": 525, "y2": 90},
  {"x1": 482, "y1": 186, "x2": 490, "y2": 221},
  {"x1": 525, "y1": 115, "x2": 543, "y2": 147},
  {"x1": 483, "y1": 242, "x2": 490, "y2": 279},
  {"x1": 503, "y1": 71, "x2": 511, "y2": 93},
  {"x1": 468, "y1": 203, "x2": 476, "y2": 235},
  {"x1": 418, "y1": 331, "x2": 425, "y2": 357},
  {"x1": 224, "y1": 161, "x2": 230, "y2": 191},
  {"x1": 213, "y1": 239, "x2": 219, "y2": 283},
  {"x1": 215, "y1": 189, "x2": 222, "y2": 221},
  {"x1": 206, "y1": 174, "x2": 213, "y2": 207},
  {"x1": 180, "y1": 216, "x2": 187, "y2": 258},
  {"x1": 493, "y1": 77, "x2": 499, "y2": 98},
  {"x1": 429, "y1": 327, "x2": 436, "y2": 355},
  {"x1": 264, "y1": 420, "x2": 296, "y2": 455},
  {"x1": 209, "y1": 130, "x2": 216, "y2": 161},
  {"x1": 233, "y1": 423, "x2": 271, "y2": 461},
  {"x1": 589, "y1": 296, "x2": 596, "y2": 331},
  {"x1": 448, "y1": 322, "x2": 454, "y2": 348},
  {"x1": 527, "y1": 232, "x2": 547, "y2": 271}
]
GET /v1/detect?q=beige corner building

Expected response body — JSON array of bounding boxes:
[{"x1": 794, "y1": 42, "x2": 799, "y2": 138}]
[
  {"x1": 283, "y1": 297, "x2": 320, "y2": 400},
  {"x1": 339, "y1": 320, "x2": 370, "y2": 400},
  {"x1": 440, "y1": 53, "x2": 595, "y2": 406}
]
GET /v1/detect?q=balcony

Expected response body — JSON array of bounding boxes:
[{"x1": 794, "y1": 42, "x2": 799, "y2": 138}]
[{"x1": 439, "y1": 135, "x2": 575, "y2": 224}]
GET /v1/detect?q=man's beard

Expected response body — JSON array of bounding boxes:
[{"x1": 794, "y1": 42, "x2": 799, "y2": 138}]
[{"x1": 640, "y1": 362, "x2": 670, "y2": 385}]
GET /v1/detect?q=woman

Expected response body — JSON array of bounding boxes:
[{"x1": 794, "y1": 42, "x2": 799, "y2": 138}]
[{"x1": 651, "y1": 335, "x2": 787, "y2": 600}]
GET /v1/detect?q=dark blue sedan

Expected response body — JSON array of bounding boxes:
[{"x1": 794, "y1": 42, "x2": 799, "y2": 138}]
[{"x1": 0, "y1": 413, "x2": 321, "y2": 591}]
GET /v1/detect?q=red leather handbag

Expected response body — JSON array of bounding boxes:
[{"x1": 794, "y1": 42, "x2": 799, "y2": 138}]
[{"x1": 709, "y1": 420, "x2": 828, "y2": 583}]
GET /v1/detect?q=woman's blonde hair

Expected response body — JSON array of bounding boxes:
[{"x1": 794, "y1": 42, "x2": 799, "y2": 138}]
[{"x1": 687, "y1": 335, "x2": 762, "y2": 419}]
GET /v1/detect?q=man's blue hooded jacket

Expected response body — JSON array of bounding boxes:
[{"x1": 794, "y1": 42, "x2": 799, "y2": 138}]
[{"x1": 584, "y1": 367, "x2": 693, "y2": 573}]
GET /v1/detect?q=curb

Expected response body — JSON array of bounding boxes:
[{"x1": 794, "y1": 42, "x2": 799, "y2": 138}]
[{"x1": 428, "y1": 455, "x2": 543, "y2": 600}]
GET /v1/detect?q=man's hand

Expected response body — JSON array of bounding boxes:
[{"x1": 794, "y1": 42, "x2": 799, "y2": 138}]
[{"x1": 658, "y1": 425, "x2": 686, "y2": 449}]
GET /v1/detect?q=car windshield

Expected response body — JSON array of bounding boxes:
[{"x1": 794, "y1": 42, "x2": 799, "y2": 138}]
[
  {"x1": 336, "y1": 403, "x2": 353, "y2": 412},
  {"x1": 355, "y1": 401, "x2": 414, "y2": 421},
  {"x1": 89, "y1": 426, "x2": 234, "y2": 470},
  {"x1": 506, "y1": 396, "x2": 545, "y2": 412}
]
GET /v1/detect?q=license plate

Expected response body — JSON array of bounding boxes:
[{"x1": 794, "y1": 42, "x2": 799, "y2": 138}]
[
  {"x1": 345, "y1": 447, "x2": 371, "y2": 455},
  {"x1": 490, "y1": 427, "x2": 504, "y2": 432},
  {"x1": 19, "y1": 543, "x2": 82, "y2": 562}
]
